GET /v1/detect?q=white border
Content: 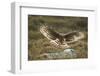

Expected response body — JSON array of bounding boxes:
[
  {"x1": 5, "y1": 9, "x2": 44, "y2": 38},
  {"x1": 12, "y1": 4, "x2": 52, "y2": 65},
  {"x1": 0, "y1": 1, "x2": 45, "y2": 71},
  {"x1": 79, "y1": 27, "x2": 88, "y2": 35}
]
[{"x1": 11, "y1": 2, "x2": 97, "y2": 74}]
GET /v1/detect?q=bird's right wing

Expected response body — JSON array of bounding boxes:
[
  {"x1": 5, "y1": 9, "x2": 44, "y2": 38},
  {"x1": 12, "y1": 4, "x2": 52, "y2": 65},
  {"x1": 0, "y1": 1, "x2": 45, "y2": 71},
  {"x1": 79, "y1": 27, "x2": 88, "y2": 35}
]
[{"x1": 40, "y1": 25, "x2": 61, "y2": 40}]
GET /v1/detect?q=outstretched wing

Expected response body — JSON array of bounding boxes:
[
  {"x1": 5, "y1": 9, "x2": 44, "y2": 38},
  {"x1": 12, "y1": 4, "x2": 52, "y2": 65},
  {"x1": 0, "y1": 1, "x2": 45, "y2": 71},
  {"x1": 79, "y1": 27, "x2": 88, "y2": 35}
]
[
  {"x1": 40, "y1": 25, "x2": 61, "y2": 40},
  {"x1": 63, "y1": 31, "x2": 84, "y2": 43}
]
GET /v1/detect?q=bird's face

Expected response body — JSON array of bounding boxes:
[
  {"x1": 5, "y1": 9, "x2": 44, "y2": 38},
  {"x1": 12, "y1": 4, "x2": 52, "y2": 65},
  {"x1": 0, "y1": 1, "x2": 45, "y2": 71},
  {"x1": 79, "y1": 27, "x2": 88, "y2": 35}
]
[
  {"x1": 60, "y1": 43, "x2": 70, "y2": 48},
  {"x1": 60, "y1": 38, "x2": 70, "y2": 48}
]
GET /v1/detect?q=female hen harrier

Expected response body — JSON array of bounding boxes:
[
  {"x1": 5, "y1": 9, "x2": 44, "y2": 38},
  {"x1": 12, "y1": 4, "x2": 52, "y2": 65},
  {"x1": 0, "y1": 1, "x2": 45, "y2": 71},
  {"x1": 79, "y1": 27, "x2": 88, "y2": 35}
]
[{"x1": 40, "y1": 25, "x2": 84, "y2": 48}]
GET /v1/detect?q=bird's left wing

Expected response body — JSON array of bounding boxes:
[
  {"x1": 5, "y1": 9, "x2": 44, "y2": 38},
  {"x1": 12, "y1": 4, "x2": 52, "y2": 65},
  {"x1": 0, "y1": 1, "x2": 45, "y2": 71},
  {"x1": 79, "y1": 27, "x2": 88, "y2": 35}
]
[{"x1": 63, "y1": 31, "x2": 84, "y2": 43}]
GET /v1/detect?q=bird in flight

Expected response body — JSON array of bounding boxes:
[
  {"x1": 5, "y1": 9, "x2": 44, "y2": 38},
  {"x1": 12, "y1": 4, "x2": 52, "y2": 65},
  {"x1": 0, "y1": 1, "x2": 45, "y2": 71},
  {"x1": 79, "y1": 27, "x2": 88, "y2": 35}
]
[{"x1": 40, "y1": 25, "x2": 84, "y2": 48}]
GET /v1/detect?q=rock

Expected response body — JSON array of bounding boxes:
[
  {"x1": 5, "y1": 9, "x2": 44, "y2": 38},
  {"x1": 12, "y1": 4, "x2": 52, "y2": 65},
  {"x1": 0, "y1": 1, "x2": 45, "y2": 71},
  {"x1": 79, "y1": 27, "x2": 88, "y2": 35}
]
[
  {"x1": 39, "y1": 49, "x2": 77, "y2": 59},
  {"x1": 63, "y1": 49, "x2": 77, "y2": 58}
]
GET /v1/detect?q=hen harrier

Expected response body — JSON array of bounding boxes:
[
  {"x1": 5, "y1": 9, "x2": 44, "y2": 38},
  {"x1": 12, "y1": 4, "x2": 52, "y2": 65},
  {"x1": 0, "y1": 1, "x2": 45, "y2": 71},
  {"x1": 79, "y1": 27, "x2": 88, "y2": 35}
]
[{"x1": 40, "y1": 25, "x2": 84, "y2": 48}]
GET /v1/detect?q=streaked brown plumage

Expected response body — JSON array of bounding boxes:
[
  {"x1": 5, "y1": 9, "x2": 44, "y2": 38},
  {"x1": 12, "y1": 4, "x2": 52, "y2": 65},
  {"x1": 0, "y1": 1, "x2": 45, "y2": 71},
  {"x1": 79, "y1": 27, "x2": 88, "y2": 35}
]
[{"x1": 40, "y1": 25, "x2": 84, "y2": 48}]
